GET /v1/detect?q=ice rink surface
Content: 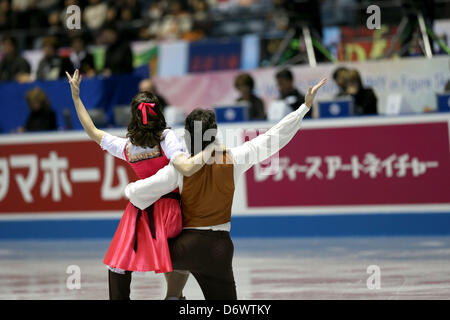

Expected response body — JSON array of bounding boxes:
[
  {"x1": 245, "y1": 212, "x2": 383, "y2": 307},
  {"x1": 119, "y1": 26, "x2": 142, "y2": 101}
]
[{"x1": 1, "y1": 237, "x2": 449, "y2": 300}]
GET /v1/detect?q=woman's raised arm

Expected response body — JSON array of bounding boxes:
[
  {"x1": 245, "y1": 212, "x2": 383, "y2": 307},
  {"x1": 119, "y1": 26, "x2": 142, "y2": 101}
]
[
  {"x1": 66, "y1": 69, "x2": 105, "y2": 144},
  {"x1": 171, "y1": 141, "x2": 223, "y2": 177}
]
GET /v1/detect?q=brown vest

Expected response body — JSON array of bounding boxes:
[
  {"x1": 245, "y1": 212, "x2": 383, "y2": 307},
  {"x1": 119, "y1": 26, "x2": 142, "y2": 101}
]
[{"x1": 181, "y1": 152, "x2": 235, "y2": 227}]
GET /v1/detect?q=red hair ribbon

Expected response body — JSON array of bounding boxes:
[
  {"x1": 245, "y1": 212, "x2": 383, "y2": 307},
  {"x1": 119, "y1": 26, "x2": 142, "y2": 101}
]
[{"x1": 137, "y1": 102, "x2": 157, "y2": 125}]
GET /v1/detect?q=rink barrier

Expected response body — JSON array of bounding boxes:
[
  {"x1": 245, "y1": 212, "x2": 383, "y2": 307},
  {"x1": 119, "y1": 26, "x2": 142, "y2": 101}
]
[
  {"x1": 1, "y1": 111, "x2": 449, "y2": 239},
  {"x1": 0, "y1": 213, "x2": 450, "y2": 239}
]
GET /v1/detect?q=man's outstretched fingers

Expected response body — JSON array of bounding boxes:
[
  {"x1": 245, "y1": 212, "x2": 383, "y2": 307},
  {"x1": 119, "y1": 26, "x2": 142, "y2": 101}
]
[{"x1": 312, "y1": 78, "x2": 327, "y2": 95}]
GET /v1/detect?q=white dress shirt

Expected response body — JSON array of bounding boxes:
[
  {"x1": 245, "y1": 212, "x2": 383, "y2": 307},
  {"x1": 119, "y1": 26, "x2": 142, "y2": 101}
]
[
  {"x1": 100, "y1": 128, "x2": 188, "y2": 162},
  {"x1": 125, "y1": 104, "x2": 311, "y2": 231}
]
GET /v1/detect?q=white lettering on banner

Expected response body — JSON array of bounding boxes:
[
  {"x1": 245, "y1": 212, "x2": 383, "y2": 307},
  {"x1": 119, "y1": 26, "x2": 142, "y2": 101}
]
[
  {"x1": 40, "y1": 151, "x2": 72, "y2": 201},
  {"x1": 253, "y1": 156, "x2": 281, "y2": 181},
  {"x1": 101, "y1": 154, "x2": 129, "y2": 200},
  {"x1": 305, "y1": 156, "x2": 323, "y2": 179},
  {"x1": 10, "y1": 155, "x2": 38, "y2": 203},
  {"x1": 325, "y1": 156, "x2": 342, "y2": 180},
  {"x1": 0, "y1": 152, "x2": 130, "y2": 204},
  {"x1": 70, "y1": 168, "x2": 101, "y2": 182},
  {"x1": 0, "y1": 158, "x2": 9, "y2": 201},
  {"x1": 254, "y1": 153, "x2": 439, "y2": 182}
]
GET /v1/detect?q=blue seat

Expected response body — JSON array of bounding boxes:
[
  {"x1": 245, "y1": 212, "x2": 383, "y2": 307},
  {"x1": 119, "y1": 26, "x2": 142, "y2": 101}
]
[
  {"x1": 214, "y1": 105, "x2": 249, "y2": 123},
  {"x1": 318, "y1": 98, "x2": 354, "y2": 118}
]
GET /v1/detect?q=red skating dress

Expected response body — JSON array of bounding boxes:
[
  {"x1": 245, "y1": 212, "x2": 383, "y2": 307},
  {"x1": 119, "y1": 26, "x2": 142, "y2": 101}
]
[{"x1": 101, "y1": 130, "x2": 184, "y2": 273}]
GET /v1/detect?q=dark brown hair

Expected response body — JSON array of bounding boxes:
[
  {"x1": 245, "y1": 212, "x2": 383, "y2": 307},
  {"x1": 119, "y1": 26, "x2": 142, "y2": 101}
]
[
  {"x1": 234, "y1": 73, "x2": 254, "y2": 90},
  {"x1": 126, "y1": 91, "x2": 168, "y2": 148},
  {"x1": 184, "y1": 108, "x2": 217, "y2": 156},
  {"x1": 25, "y1": 87, "x2": 51, "y2": 110},
  {"x1": 347, "y1": 68, "x2": 363, "y2": 88},
  {"x1": 332, "y1": 66, "x2": 349, "y2": 80},
  {"x1": 42, "y1": 36, "x2": 58, "y2": 50},
  {"x1": 275, "y1": 68, "x2": 293, "y2": 81}
]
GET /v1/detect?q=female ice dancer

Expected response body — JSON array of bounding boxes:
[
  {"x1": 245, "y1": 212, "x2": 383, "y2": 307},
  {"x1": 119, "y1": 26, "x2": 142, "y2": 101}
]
[{"x1": 66, "y1": 70, "x2": 215, "y2": 299}]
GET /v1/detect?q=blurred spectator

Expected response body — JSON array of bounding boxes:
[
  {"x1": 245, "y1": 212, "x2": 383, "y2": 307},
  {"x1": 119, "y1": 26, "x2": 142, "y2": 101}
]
[
  {"x1": 36, "y1": 36, "x2": 74, "y2": 81},
  {"x1": 116, "y1": 0, "x2": 142, "y2": 39},
  {"x1": 148, "y1": 1, "x2": 165, "y2": 20},
  {"x1": 234, "y1": 73, "x2": 266, "y2": 120},
  {"x1": 275, "y1": 68, "x2": 308, "y2": 117},
  {"x1": 11, "y1": 0, "x2": 33, "y2": 11},
  {"x1": 10, "y1": 0, "x2": 33, "y2": 29},
  {"x1": 158, "y1": 1, "x2": 193, "y2": 40},
  {"x1": 192, "y1": 0, "x2": 208, "y2": 23},
  {"x1": 83, "y1": 0, "x2": 108, "y2": 30},
  {"x1": 139, "y1": 2, "x2": 165, "y2": 40},
  {"x1": 47, "y1": 10, "x2": 63, "y2": 35},
  {"x1": 28, "y1": 1, "x2": 49, "y2": 30},
  {"x1": 119, "y1": 0, "x2": 141, "y2": 22},
  {"x1": 101, "y1": 28, "x2": 133, "y2": 76},
  {"x1": 269, "y1": 0, "x2": 290, "y2": 32},
  {"x1": 103, "y1": 5, "x2": 119, "y2": 29},
  {"x1": 332, "y1": 66, "x2": 350, "y2": 97},
  {"x1": 0, "y1": 36, "x2": 31, "y2": 82},
  {"x1": 138, "y1": 78, "x2": 168, "y2": 110},
  {"x1": 21, "y1": 87, "x2": 57, "y2": 132},
  {"x1": 445, "y1": 80, "x2": 450, "y2": 92},
  {"x1": 36, "y1": 0, "x2": 60, "y2": 12},
  {"x1": 344, "y1": 69, "x2": 378, "y2": 115},
  {"x1": 69, "y1": 36, "x2": 96, "y2": 77},
  {"x1": 0, "y1": 0, "x2": 12, "y2": 31},
  {"x1": 185, "y1": 0, "x2": 210, "y2": 41}
]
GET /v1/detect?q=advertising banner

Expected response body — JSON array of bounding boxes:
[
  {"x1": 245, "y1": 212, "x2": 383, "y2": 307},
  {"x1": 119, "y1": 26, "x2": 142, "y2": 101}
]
[
  {"x1": 155, "y1": 56, "x2": 449, "y2": 115},
  {"x1": 1, "y1": 115, "x2": 449, "y2": 216},
  {"x1": 0, "y1": 137, "x2": 135, "y2": 214},
  {"x1": 244, "y1": 121, "x2": 450, "y2": 207}
]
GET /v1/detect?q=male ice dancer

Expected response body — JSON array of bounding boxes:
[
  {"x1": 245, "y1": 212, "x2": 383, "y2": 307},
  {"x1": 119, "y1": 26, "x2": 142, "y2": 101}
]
[{"x1": 125, "y1": 79, "x2": 327, "y2": 299}]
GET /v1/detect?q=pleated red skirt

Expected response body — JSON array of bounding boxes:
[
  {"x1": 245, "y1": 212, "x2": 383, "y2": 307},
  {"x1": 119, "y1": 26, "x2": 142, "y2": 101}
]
[{"x1": 103, "y1": 198, "x2": 182, "y2": 273}]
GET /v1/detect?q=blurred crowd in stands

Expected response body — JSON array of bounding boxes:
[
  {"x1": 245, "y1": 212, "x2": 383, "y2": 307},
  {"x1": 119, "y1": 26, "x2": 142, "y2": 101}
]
[
  {"x1": 0, "y1": 0, "x2": 447, "y2": 132},
  {"x1": 0, "y1": 0, "x2": 448, "y2": 83},
  {"x1": 233, "y1": 66, "x2": 378, "y2": 122},
  {"x1": 0, "y1": 0, "x2": 276, "y2": 82},
  {"x1": 0, "y1": 0, "x2": 212, "y2": 41},
  {"x1": 0, "y1": 0, "x2": 275, "y2": 49},
  {"x1": 18, "y1": 65, "x2": 380, "y2": 132}
]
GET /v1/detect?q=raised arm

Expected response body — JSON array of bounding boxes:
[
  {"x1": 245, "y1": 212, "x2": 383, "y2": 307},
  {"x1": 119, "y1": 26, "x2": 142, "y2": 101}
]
[
  {"x1": 230, "y1": 78, "x2": 327, "y2": 179},
  {"x1": 124, "y1": 164, "x2": 181, "y2": 210},
  {"x1": 66, "y1": 69, "x2": 105, "y2": 144},
  {"x1": 171, "y1": 141, "x2": 220, "y2": 177},
  {"x1": 159, "y1": 129, "x2": 218, "y2": 177}
]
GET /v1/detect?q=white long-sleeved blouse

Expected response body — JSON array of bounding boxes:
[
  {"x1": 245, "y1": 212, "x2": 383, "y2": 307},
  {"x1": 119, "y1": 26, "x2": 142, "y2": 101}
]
[{"x1": 99, "y1": 128, "x2": 188, "y2": 162}]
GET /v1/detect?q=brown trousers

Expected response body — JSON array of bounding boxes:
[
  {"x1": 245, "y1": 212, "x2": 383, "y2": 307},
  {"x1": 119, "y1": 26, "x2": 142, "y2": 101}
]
[{"x1": 168, "y1": 229, "x2": 237, "y2": 300}]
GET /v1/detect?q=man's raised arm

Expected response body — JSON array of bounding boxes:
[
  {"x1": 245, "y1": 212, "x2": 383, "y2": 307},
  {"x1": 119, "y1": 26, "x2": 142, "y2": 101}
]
[
  {"x1": 124, "y1": 164, "x2": 180, "y2": 210},
  {"x1": 229, "y1": 78, "x2": 327, "y2": 178}
]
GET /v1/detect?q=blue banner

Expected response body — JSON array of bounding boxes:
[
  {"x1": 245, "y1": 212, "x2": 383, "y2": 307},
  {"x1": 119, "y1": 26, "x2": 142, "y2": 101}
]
[
  {"x1": 0, "y1": 74, "x2": 143, "y2": 133},
  {"x1": 188, "y1": 39, "x2": 241, "y2": 73}
]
